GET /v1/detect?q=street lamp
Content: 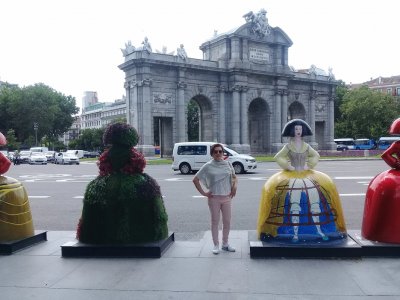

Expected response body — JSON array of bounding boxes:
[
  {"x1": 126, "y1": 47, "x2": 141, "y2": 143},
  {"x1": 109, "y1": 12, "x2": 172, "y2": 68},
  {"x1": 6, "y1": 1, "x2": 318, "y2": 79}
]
[{"x1": 33, "y1": 122, "x2": 39, "y2": 146}]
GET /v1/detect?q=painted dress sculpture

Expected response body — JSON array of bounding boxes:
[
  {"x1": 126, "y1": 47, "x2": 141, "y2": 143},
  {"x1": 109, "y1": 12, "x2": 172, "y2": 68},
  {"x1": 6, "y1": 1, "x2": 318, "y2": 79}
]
[
  {"x1": 76, "y1": 122, "x2": 168, "y2": 244},
  {"x1": 257, "y1": 119, "x2": 347, "y2": 243},
  {"x1": 0, "y1": 132, "x2": 34, "y2": 241},
  {"x1": 362, "y1": 118, "x2": 400, "y2": 243}
]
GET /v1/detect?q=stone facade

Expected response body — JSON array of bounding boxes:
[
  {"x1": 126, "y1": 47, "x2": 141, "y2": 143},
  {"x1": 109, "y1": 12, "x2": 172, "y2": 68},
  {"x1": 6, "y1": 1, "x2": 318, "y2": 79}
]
[{"x1": 119, "y1": 10, "x2": 337, "y2": 156}]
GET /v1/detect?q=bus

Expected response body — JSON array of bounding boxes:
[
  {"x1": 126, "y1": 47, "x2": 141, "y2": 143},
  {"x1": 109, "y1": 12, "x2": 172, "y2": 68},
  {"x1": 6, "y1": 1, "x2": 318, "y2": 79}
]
[
  {"x1": 354, "y1": 139, "x2": 376, "y2": 150},
  {"x1": 377, "y1": 137, "x2": 400, "y2": 150},
  {"x1": 334, "y1": 138, "x2": 355, "y2": 151}
]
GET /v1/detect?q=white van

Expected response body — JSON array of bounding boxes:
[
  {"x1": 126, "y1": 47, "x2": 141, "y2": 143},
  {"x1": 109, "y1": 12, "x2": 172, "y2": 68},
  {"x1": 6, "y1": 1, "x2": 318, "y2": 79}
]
[
  {"x1": 171, "y1": 142, "x2": 257, "y2": 174},
  {"x1": 334, "y1": 138, "x2": 355, "y2": 151},
  {"x1": 30, "y1": 146, "x2": 49, "y2": 153},
  {"x1": 66, "y1": 150, "x2": 84, "y2": 158}
]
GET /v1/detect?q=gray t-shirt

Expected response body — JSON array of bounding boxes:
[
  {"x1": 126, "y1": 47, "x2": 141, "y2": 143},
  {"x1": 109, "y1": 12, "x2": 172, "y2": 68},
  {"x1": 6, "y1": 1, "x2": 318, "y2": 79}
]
[{"x1": 195, "y1": 159, "x2": 234, "y2": 196}]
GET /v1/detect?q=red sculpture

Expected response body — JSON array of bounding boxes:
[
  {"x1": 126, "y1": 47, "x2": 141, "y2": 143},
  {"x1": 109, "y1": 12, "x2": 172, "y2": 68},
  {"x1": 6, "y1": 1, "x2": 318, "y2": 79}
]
[
  {"x1": 0, "y1": 132, "x2": 11, "y2": 174},
  {"x1": 362, "y1": 118, "x2": 400, "y2": 243}
]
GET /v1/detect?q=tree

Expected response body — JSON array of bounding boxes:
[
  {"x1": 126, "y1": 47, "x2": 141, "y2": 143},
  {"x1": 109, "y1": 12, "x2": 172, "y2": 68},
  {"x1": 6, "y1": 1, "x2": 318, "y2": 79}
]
[
  {"x1": 0, "y1": 83, "x2": 79, "y2": 147},
  {"x1": 187, "y1": 100, "x2": 199, "y2": 141},
  {"x1": 335, "y1": 86, "x2": 400, "y2": 139},
  {"x1": 5, "y1": 129, "x2": 20, "y2": 150},
  {"x1": 72, "y1": 128, "x2": 105, "y2": 151},
  {"x1": 334, "y1": 80, "x2": 348, "y2": 122}
]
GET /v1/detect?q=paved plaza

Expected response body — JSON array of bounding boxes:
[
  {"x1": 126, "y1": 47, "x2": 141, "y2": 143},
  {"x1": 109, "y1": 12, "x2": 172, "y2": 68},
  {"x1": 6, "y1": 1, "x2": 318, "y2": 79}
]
[{"x1": 1, "y1": 230, "x2": 400, "y2": 299}]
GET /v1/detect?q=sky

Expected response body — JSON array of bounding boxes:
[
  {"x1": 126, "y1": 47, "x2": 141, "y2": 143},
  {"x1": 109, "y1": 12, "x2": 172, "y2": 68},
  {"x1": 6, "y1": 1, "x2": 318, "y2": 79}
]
[{"x1": 1, "y1": 0, "x2": 399, "y2": 109}]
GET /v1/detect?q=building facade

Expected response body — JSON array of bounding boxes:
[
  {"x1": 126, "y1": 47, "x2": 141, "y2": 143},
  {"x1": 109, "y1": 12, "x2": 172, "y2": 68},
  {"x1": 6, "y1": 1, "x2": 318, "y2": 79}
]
[
  {"x1": 119, "y1": 9, "x2": 337, "y2": 156},
  {"x1": 351, "y1": 76, "x2": 400, "y2": 96},
  {"x1": 80, "y1": 98, "x2": 126, "y2": 130}
]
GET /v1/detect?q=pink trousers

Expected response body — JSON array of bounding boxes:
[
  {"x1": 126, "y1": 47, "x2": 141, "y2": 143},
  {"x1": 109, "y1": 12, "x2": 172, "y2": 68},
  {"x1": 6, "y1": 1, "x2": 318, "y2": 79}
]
[{"x1": 208, "y1": 195, "x2": 232, "y2": 246}]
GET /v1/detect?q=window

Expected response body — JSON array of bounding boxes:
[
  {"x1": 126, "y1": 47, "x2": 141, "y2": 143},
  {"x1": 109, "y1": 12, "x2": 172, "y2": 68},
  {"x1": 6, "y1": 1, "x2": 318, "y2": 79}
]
[
  {"x1": 177, "y1": 145, "x2": 207, "y2": 155},
  {"x1": 396, "y1": 87, "x2": 400, "y2": 96},
  {"x1": 387, "y1": 88, "x2": 392, "y2": 95}
]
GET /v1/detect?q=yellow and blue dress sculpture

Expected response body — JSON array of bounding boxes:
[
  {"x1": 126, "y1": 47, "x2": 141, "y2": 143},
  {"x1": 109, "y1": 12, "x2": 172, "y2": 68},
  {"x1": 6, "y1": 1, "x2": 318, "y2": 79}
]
[
  {"x1": 257, "y1": 119, "x2": 347, "y2": 243},
  {"x1": 0, "y1": 132, "x2": 34, "y2": 241}
]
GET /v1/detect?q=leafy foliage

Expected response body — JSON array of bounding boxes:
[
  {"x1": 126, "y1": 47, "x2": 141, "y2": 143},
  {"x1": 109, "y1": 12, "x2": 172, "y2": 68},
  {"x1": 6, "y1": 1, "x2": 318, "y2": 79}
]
[
  {"x1": 187, "y1": 99, "x2": 199, "y2": 141},
  {"x1": 334, "y1": 80, "x2": 348, "y2": 122},
  {"x1": 335, "y1": 86, "x2": 400, "y2": 139},
  {"x1": 70, "y1": 128, "x2": 104, "y2": 151},
  {"x1": 77, "y1": 122, "x2": 168, "y2": 244},
  {"x1": 0, "y1": 83, "x2": 79, "y2": 148}
]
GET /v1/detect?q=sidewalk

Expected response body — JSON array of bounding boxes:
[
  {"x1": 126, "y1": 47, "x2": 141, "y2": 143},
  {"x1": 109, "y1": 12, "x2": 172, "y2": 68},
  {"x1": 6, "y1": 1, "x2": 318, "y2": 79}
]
[{"x1": 1, "y1": 230, "x2": 400, "y2": 299}]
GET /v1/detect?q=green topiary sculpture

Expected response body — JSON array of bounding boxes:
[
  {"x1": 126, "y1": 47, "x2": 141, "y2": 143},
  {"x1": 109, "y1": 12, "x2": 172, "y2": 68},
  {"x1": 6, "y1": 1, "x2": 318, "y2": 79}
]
[{"x1": 76, "y1": 122, "x2": 168, "y2": 244}]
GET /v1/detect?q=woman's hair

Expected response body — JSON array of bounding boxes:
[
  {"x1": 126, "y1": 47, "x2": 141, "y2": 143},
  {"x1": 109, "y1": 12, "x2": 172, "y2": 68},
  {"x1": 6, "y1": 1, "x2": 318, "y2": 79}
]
[
  {"x1": 211, "y1": 143, "x2": 224, "y2": 154},
  {"x1": 281, "y1": 119, "x2": 313, "y2": 137}
]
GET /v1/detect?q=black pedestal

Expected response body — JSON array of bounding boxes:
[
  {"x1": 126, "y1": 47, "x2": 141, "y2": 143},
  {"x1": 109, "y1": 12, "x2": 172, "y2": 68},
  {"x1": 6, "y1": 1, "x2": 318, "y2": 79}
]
[
  {"x1": 61, "y1": 232, "x2": 174, "y2": 258},
  {"x1": 249, "y1": 231, "x2": 362, "y2": 258},
  {"x1": 348, "y1": 230, "x2": 400, "y2": 257},
  {"x1": 0, "y1": 231, "x2": 48, "y2": 255}
]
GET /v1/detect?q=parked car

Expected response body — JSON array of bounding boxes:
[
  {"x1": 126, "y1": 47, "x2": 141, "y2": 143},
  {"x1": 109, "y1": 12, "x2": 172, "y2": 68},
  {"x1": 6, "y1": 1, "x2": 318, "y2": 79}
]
[
  {"x1": 29, "y1": 152, "x2": 47, "y2": 165},
  {"x1": 172, "y1": 142, "x2": 257, "y2": 174},
  {"x1": 54, "y1": 152, "x2": 80, "y2": 165},
  {"x1": 19, "y1": 150, "x2": 32, "y2": 164},
  {"x1": 66, "y1": 150, "x2": 84, "y2": 158},
  {"x1": 334, "y1": 138, "x2": 355, "y2": 151},
  {"x1": 30, "y1": 146, "x2": 49, "y2": 153},
  {"x1": 83, "y1": 151, "x2": 101, "y2": 158},
  {"x1": 45, "y1": 151, "x2": 56, "y2": 163}
]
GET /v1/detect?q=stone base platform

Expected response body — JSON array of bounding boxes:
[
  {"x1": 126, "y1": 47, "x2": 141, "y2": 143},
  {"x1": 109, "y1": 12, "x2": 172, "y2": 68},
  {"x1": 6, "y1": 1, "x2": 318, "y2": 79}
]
[
  {"x1": 250, "y1": 230, "x2": 400, "y2": 258},
  {"x1": 348, "y1": 230, "x2": 400, "y2": 257},
  {"x1": 61, "y1": 232, "x2": 174, "y2": 258},
  {"x1": 0, "y1": 231, "x2": 47, "y2": 255},
  {"x1": 249, "y1": 230, "x2": 362, "y2": 258}
]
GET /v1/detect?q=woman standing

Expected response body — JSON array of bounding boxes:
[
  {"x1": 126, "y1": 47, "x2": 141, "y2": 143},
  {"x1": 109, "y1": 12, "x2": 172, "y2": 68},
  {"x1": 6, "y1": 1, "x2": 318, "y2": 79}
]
[{"x1": 193, "y1": 143, "x2": 238, "y2": 254}]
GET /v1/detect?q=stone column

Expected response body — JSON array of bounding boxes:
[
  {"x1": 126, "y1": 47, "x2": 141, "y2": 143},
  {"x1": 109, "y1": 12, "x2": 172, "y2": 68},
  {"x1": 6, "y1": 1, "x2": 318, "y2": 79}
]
[
  {"x1": 177, "y1": 81, "x2": 187, "y2": 142},
  {"x1": 124, "y1": 81, "x2": 131, "y2": 125},
  {"x1": 231, "y1": 85, "x2": 241, "y2": 145},
  {"x1": 327, "y1": 94, "x2": 336, "y2": 150},
  {"x1": 137, "y1": 78, "x2": 154, "y2": 156},
  {"x1": 231, "y1": 37, "x2": 240, "y2": 61},
  {"x1": 240, "y1": 86, "x2": 249, "y2": 145},
  {"x1": 272, "y1": 88, "x2": 283, "y2": 152},
  {"x1": 281, "y1": 89, "x2": 288, "y2": 130},
  {"x1": 218, "y1": 85, "x2": 226, "y2": 143},
  {"x1": 309, "y1": 91, "x2": 316, "y2": 145},
  {"x1": 128, "y1": 80, "x2": 138, "y2": 130}
]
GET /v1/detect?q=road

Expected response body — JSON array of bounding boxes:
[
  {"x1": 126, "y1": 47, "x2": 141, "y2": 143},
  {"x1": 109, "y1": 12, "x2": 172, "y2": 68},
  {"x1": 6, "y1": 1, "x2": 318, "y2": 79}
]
[{"x1": 5, "y1": 159, "x2": 388, "y2": 240}]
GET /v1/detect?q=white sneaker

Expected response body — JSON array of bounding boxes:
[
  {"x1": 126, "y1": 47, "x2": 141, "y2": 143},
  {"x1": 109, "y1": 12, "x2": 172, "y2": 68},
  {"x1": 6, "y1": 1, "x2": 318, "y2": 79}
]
[
  {"x1": 222, "y1": 244, "x2": 236, "y2": 252},
  {"x1": 212, "y1": 245, "x2": 219, "y2": 255}
]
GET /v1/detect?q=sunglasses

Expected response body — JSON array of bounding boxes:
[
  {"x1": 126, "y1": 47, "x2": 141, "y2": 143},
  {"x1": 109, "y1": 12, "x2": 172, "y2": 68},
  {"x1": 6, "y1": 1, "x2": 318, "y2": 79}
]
[{"x1": 213, "y1": 150, "x2": 223, "y2": 154}]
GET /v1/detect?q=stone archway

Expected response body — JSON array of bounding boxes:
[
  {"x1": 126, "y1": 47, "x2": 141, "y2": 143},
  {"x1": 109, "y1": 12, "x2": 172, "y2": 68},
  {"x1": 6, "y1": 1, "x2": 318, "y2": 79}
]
[
  {"x1": 190, "y1": 95, "x2": 213, "y2": 141},
  {"x1": 248, "y1": 98, "x2": 270, "y2": 153},
  {"x1": 288, "y1": 101, "x2": 306, "y2": 120}
]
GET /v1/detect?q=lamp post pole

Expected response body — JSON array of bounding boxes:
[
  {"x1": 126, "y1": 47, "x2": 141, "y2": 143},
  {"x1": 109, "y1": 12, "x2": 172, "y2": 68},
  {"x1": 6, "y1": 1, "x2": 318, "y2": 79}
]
[{"x1": 33, "y1": 122, "x2": 39, "y2": 146}]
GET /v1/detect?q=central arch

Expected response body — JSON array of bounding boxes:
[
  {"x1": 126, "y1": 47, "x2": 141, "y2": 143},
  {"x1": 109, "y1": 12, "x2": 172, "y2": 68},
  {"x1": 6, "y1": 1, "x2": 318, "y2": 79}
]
[
  {"x1": 190, "y1": 95, "x2": 213, "y2": 141},
  {"x1": 288, "y1": 101, "x2": 306, "y2": 120},
  {"x1": 248, "y1": 98, "x2": 270, "y2": 153}
]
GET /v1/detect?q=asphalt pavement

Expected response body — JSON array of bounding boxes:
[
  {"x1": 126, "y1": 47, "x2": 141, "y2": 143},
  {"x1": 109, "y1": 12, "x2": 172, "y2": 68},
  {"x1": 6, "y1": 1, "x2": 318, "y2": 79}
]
[{"x1": 1, "y1": 159, "x2": 399, "y2": 299}]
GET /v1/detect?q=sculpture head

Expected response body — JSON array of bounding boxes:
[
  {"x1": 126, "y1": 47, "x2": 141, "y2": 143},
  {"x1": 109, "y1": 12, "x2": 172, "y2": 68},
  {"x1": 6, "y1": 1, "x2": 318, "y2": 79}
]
[
  {"x1": 282, "y1": 119, "x2": 313, "y2": 137},
  {"x1": 99, "y1": 122, "x2": 145, "y2": 176},
  {"x1": 103, "y1": 122, "x2": 139, "y2": 148},
  {"x1": 389, "y1": 118, "x2": 400, "y2": 135},
  {"x1": 0, "y1": 132, "x2": 6, "y2": 146}
]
